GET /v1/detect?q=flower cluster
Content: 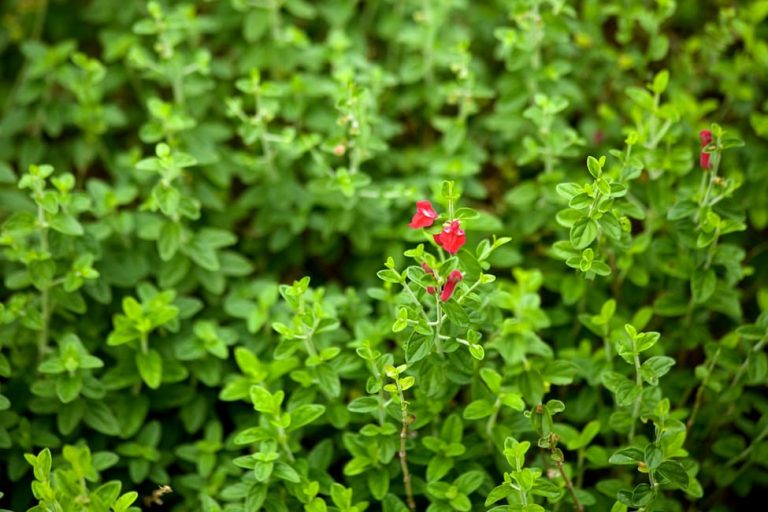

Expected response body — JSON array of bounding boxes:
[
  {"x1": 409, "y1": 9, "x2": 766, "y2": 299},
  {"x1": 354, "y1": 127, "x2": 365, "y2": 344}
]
[
  {"x1": 699, "y1": 129, "x2": 712, "y2": 170},
  {"x1": 408, "y1": 200, "x2": 466, "y2": 254},
  {"x1": 409, "y1": 199, "x2": 466, "y2": 301}
]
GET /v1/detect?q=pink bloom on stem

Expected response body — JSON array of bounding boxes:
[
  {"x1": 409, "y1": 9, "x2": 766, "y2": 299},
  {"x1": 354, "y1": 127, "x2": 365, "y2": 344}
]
[
  {"x1": 409, "y1": 200, "x2": 438, "y2": 229},
  {"x1": 440, "y1": 270, "x2": 463, "y2": 302},
  {"x1": 434, "y1": 220, "x2": 466, "y2": 254}
]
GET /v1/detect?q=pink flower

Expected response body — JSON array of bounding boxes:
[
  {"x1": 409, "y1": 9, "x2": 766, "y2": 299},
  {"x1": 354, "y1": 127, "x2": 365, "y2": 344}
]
[
  {"x1": 434, "y1": 220, "x2": 466, "y2": 254},
  {"x1": 440, "y1": 270, "x2": 463, "y2": 302},
  {"x1": 409, "y1": 200, "x2": 438, "y2": 229}
]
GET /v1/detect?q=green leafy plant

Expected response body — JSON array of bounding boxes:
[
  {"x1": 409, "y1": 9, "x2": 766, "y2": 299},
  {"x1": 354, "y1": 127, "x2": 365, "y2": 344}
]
[{"x1": 2, "y1": 1, "x2": 768, "y2": 511}]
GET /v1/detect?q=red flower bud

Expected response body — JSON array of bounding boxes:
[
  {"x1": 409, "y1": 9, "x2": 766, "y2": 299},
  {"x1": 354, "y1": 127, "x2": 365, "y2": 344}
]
[
  {"x1": 409, "y1": 200, "x2": 438, "y2": 229},
  {"x1": 700, "y1": 151, "x2": 711, "y2": 170},
  {"x1": 333, "y1": 144, "x2": 346, "y2": 156},
  {"x1": 434, "y1": 220, "x2": 466, "y2": 254},
  {"x1": 699, "y1": 129, "x2": 713, "y2": 148},
  {"x1": 440, "y1": 270, "x2": 463, "y2": 302}
]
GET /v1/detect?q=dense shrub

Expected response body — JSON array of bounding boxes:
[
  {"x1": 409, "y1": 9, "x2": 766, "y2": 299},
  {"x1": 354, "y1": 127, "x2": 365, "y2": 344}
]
[{"x1": 1, "y1": 0, "x2": 768, "y2": 510}]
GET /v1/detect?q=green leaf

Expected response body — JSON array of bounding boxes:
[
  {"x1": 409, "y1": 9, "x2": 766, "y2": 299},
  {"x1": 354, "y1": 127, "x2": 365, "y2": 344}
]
[
  {"x1": 49, "y1": 214, "x2": 84, "y2": 236},
  {"x1": 368, "y1": 468, "x2": 389, "y2": 500},
  {"x1": 427, "y1": 455, "x2": 453, "y2": 482},
  {"x1": 667, "y1": 200, "x2": 698, "y2": 220},
  {"x1": 609, "y1": 447, "x2": 644, "y2": 465},
  {"x1": 485, "y1": 484, "x2": 515, "y2": 506},
  {"x1": 254, "y1": 460, "x2": 274, "y2": 482},
  {"x1": 250, "y1": 386, "x2": 275, "y2": 414},
  {"x1": 656, "y1": 460, "x2": 689, "y2": 489},
  {"x1": 469, "y1": 344, "x2": 485, "y2": 360},
  {"x1": 288, "y1": 404, "x2": 326, "y2": 431},
  {"x1": 479, "y1": 368, "x2": 502, "y2": 394},
  {"x1": 644, "y1": 443, "x2": 663, "y2": 470},
  {"x1": 455, "y1": 470, "x2": 485, "y2": 494},
  {"x1": 113, "y1": 492, "x2": 139, "y2": 512},
  {"x1": 691, "y1": 269, "x2": 716, "y2": 304},
  {"x1": 84, "y1": 401, "x2": 121, "y2": 436},
  {"x1": 314, "y1": 364, "x2": 341, "y2": 397},
  {"x1": 405, "y1": 334, "x2": 434, "y2": 364},
  {"x1": 136, "y1": 350, "x2": 163, "y2": 389},
  {"x1": 652, "y1": 70, "x2": 669, "y2": 94},
  {"x1": 641, "y1": 356, "x2": 675, "y2": 385},
  {"x1": 570, "y1": 217, "x2": 599, "y2": 249},
  {"x1": 158, "y1": 221, "x2": 182, "y2": 261},
  {"x1": 56, "y1": 374, "x2": 82, "y2": 403},
  {"x1": 184, "y1": 238, "x2": 220, "y2": 271},
  {"x1": 347, "y1": 396, "x2": 380, "y2": 414},
  {"x1": 463, "y1": 399, "x2": 495, "y2": 420},
  {"x1": 273, "y1": 462, "x2": 300, "y2": 483},
  {"x1": 377, "y1": 269, "x2": 403, "y2": 283},
  {"x1": 92, "y1": 481, "x2": 122, "y2": 506},
  {"x1": 587, "y1": 156, "x2": 602, "y2": 178}
]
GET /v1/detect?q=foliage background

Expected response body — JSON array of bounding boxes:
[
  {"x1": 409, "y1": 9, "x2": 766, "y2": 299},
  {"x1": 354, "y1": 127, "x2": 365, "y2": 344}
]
[{"x1": 1, "y1": 0, "x2": 768, "y2": 510}]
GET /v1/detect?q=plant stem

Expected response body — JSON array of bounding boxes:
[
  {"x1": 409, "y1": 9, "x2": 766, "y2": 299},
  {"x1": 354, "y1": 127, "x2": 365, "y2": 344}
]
[
  {"x1": 37, "y1": 203, "x2": 50, "y2": 360},
  {"x1": 402, "y1": 283, "x2": 431, "y2": 326},
  {"x1": 485, "y1": 398, "x2": 501, "y2": 445},
  {"x1": 686, "y1": 347, "x2": 721, "y2": 430},
  {"x1": 730, "y1": 336, "x2": 767, "y2": 389},
  {"x1": 552, "y1": 455, "x2": 584, "y2": 512},
  {"x1": 629, "y1": 344, "x2": 643, "y2": 441},
  {"x1": 255, "y1": 93, "x2": 277, "y2": 179},
  {"x1": 575, "y1": 449, "x2": 585, "y2": 489},
  {"x1": 725, "y1": 421, "x2": 768, "y2": 468},
  {"x1": 395, "y1": 378, "x2": 416, "y2": 511},
  {"x1": 433, "y1": 293, "x2": 444, "y2": 355},
  {"x1": 456, "y1": 279, "x2": 481, "y2": 304},
  {"x1": 276, "y1": 426, "x2": 295, "y2": 462}
]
